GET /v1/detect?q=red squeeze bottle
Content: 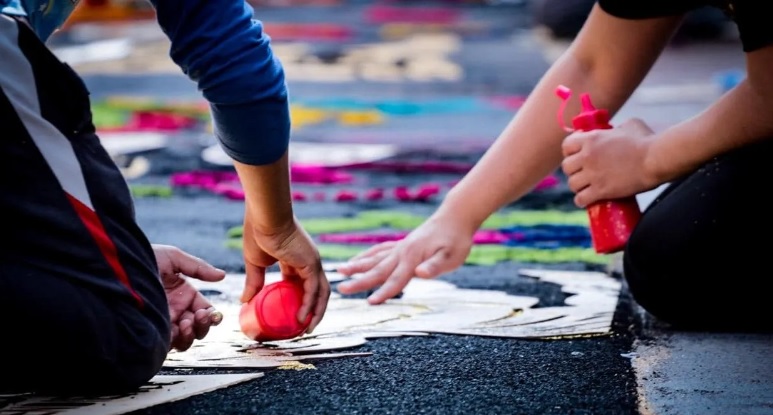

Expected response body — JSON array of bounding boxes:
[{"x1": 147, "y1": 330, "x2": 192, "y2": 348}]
[
  {"x1": 555, "y1": 85, "x2": 641, "y2": 254},
  {"x1": 239, "y1": 279, "x2": 312, "y2": 342}
]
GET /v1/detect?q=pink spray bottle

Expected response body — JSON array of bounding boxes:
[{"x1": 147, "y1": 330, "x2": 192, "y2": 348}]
[{"x1": 555, "y1": 85, "x2": 641, "y2": 254}]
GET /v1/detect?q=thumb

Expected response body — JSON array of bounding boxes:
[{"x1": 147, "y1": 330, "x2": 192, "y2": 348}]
[
  {"x1": 561, "y1": 131, "x2": 587, "y2": 158},
  {"x1": 415, "y1": 248, "x2": 456, "y2": 279},
  {"x1": 241, "y1": 262, "x2": 265, "y2": 303},
  {"x1": 168, "y1": 248, "x2": 226, "y2": 282}
]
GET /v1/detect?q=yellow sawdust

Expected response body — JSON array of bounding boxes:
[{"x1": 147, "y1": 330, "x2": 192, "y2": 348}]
[
  {"x1": 277, "y1": 361, "x2": 317, "y2": 371},
  {"x1": 541, "y1": 333, "x2": 611, "y2": 340}
]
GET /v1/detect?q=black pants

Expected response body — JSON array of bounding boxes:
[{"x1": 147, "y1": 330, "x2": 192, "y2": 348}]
[
  {"x1": 624, "y1": 137, "x2": 773, "y2": 332},
  {"x1": 0, "y1": 16, "x2": 170, "y2": 394}
]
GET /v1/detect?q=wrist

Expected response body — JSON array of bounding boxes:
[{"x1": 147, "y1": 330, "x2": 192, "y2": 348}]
[
  {"x1": 641, "y1": 136, "x2": 662, "y2": 187},
  {"x1": 433, "y1": 190, "x2": 486, "y2": 235},
  {"x1": 234, "y1": 152, "x2": 295, "y2": 235},
  {"x1": 642, "y1": 131, "x2": 682, "y2": 187},
  {"x1": 247, "y1": 208, "x2": 296, "y2": 238}
]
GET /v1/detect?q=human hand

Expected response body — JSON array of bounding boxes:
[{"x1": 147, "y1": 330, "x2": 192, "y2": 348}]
[
  {"x1": 153, "y1": 244, "x2": 226, "y2": 352},
  {"x1": 561, "y1": 118, "x2": 659, "y2": 208},
  {"x1": 336, "y1": 214, "x2": 474, "y2": 304},
  {"x1": 241, "y1": 215, "x2": 330, "y2": 334}
]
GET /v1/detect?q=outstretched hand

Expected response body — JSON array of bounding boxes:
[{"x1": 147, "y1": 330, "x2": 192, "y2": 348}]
[
  {"x1": 336, "y1": 215, "x2": 473, "y2": 304},
  {"x1": 153, "y1": 244, "x2": 226, "y2": 352}
]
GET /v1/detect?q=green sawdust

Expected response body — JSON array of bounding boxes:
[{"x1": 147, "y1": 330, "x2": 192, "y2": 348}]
[
  {"x1": 99, "y1": 97, "x2": 210, "y2": 119},
  {"x1": 90, "y1": 98, "x2": 211, "y2": 129},
  {"x1": 224, "y1": 240, "x2": 608, "y2": 265},
  {"x1": 225, "y1": 209, "x2": 603, "y2": 265},
  {"x1": 226, "y1": 209, "x2": 589, "y2": 238},
  {"x1": 130, "y1": 184, "x2": 174, "y2": 198},
  {"x1": 91, "y1": 103, "x2": 130, "y2": 129}
]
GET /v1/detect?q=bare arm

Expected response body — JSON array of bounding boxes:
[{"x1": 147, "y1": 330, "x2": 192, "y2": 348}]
[
  {"x1": 336, "y1": 5, "x2": 685, "y2": 302},
  {"x1": 235, "y1": 151, "x2": 330, "y2": 332},
  {"x1": 645, "y1": 44, "x2": 773, "y2": 183},
  {"x1": 234, "y1": 152, "x2": 293, "y2": 236},
  {"x1": 436, "y1": 5, "x2": 683, "y2": 230}
]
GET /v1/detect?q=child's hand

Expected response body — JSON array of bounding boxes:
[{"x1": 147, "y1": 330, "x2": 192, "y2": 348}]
[
  {"x1": 336, "y1": 215, "x2": 473, "y2": 304},
  {"x1": 561, "y1": 118, "x2": 658, "y2": 207},
  {"x1": 152, "y1": 244, "x2": 226, "y2": 351},
  {"x1": 240, "y1": 215, "x2": 330, "y2": 334}
]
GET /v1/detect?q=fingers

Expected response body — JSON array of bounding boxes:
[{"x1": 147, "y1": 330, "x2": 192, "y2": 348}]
[
  {"x1": 574, "y1": 186, "x2": 595, "y2": 208},
  {"x1": 566, "y1": 169, "x2": 590, "y2": 195},
  {"x1": 190, "y1": 291, "x2": 218, "y2": 339},
  {"x1": 564, "y1": 167, "x2": 597, "y2": 207},
  {"x1": 190, "y1": 287, "x2": 214, "y2": 314},
  {"x1": 307, "y1": 273, "x2": 331, "y2": 334},
  {"x1": 192, "y1": 307, "x2": 214, "y2": 340},
  {"x1": 337, "y1": 250, "x2": 390, "y2": 276},
  {"x1": 170, "y1": 325, "x2": 179, "y2": 351},
  {"x1": 561, "y1": 131, "x2": 589, "y2": 157},
  {"x1": 167, "y1": 296, "x2": 184, "y2": 324},
  {"x1": 241, "y1": 263, "x2": 265, "y2": 303},
  {"x1": 368, "y1": 257, "x2": 415, "y2": 304},
  {"x1": 339, "y1": 242, "x2": 397, "y2": 271},
  {"x1": 294, "y1": 264, "x2": 320, "y2": 325},
  {"x1": 561, "y1": 153, "x2": 583, "y2": 177},
  {"x1": 414, "y1": 248, "x2": 455, "y2": 279},
  {"x1": 336, "y1": 253, "x2": 397, "y2": 295},
  {"x1": 169, "y1": 290, "x2": 221, "y2": 351},
  {"x1": 171, "y1": 310, "x2": 196, "y2": 351},
  {"x1": 167, "y1": 247, "x2": 226, "y2": 282}
]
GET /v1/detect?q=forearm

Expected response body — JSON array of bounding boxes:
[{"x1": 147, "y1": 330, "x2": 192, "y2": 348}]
[
  {"x1": 431, "y1": 5, "x2": 680, "y2": 231},
  {"x1": 646, "y1": 79, "x2": 773, "y2": 183},
  {"x1": 437, "y1": 52, "x2": 629, "y2": 229},
  {"x1": 234, "y1": 151, "x2": 294, "y2": 235}
]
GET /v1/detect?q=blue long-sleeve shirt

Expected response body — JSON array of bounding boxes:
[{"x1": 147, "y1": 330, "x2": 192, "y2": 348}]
[{"x1": 1, "y1": 0, "x2": 290, "y2": 165}]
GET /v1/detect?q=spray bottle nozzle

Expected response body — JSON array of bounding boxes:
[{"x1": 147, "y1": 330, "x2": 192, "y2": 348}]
[
  {"x1": 580, "y1": 94, "x2": 595, "y2": 112},
  {"x1": 555, "y1": 85, "x2": 611, "y2": 132}
]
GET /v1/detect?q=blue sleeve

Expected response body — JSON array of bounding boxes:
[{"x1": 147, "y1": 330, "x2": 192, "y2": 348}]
[{"x1": 149, "y1": 0, "x2": 290, "y2": 165}]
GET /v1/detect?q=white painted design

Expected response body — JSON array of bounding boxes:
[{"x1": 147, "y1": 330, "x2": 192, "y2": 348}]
[
  {"x1": 52, "y1": 38, "x2": 132, "y2": 66},
  {"x1": 167, "y1": 269, "x2": 621, "y2": 368},
  {"x1": 98, "y1": 131, "x2": 168, "y2": 156},
  {"x1": 0, "y1": 374, "x2": 262, "y2": 415},
  {"x1": 202, "y1": 141, "x2": 398, "y2": 167}
]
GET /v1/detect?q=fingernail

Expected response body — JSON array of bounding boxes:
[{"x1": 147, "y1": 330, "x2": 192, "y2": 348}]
[{"x1": 215, "y1": 267, "x2": 226, "y2": 273}]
